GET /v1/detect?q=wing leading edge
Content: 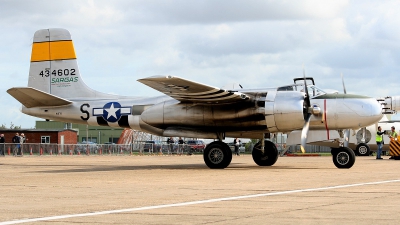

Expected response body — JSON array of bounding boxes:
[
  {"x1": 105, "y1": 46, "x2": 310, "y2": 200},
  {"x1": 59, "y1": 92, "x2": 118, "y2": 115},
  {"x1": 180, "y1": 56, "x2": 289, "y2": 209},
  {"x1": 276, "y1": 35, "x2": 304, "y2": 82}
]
[{"x1": 138, "y1": 75, "x2": 249, "y2": 104}]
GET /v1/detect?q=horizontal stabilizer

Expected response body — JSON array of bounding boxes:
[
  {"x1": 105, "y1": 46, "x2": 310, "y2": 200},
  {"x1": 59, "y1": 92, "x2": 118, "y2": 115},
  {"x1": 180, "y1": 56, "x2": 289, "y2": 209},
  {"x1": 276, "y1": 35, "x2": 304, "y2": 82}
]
[
  {"x1": 7, "y1": 87, "x2": 72, "y2": 108},
  {"x1": 138, "y1": 75, "x2": 249, "y2": 104}
]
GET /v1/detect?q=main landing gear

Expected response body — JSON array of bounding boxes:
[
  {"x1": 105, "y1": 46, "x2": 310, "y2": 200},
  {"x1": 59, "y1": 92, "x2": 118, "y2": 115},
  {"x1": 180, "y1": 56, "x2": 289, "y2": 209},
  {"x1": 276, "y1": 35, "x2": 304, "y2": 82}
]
[
  {"x1": 252, "y1": 140, "x2": 279, "y2": 166},
  {"x1": 203, "y1": 139, "x2": 279, "y2": 169},
  {"x1": 203, "y1": 141, "x2": 232, "y2": 169},
  {"x1": 331, "y1": 147, "x2": 356, "y2": 168}
]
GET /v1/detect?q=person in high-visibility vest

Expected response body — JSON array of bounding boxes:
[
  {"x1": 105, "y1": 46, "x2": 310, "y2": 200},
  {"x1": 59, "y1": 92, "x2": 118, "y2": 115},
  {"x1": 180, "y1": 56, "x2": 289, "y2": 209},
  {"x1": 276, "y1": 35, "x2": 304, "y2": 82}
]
[
  {"x1": 376, "y1": 126, "x2": 385, "y2": 159},
  {"x1": 389, "y1": 126, "x2": 398, "y2": 159},
  {"x1": 390, "y1": 126, "x2": 398, "y2": 140}
]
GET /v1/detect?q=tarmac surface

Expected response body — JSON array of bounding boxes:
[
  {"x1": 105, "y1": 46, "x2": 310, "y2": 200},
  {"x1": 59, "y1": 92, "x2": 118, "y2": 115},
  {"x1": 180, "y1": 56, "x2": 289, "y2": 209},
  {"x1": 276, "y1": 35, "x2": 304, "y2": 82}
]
[{"x1": 1, "y1": 154, "x2": 400, "y2": 224}]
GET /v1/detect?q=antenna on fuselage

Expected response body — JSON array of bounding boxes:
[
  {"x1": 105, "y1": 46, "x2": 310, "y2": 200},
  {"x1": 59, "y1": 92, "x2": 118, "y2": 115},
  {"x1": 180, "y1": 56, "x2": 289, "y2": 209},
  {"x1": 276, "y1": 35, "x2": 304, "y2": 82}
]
[{"x1": 341, "y1": 73, "x2": 347, "y2": 94}]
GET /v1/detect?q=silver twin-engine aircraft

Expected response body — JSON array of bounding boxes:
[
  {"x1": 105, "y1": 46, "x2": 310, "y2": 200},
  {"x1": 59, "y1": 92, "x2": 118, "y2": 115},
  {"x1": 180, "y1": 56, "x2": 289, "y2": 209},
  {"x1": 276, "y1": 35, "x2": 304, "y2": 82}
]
[{"x1": 8, "y1": 28, "x2": 383, "y2": 169}]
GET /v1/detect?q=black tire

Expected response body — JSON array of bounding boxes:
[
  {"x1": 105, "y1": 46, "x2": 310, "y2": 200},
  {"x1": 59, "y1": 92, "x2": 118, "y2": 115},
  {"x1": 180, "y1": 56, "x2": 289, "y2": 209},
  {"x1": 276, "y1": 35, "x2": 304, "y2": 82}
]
[
  {"x1": 203, "y1": 141, "x2": 232, "y2": 169},
  {"x1": 332, "y1": 147, "x2": 356, "y2": 169},
  {"x1": 356, "y1": 143, "x2": 370, "y2": 156},
  {"x1": 252, "y1": 140, "x2": 278, "y2": 166}
]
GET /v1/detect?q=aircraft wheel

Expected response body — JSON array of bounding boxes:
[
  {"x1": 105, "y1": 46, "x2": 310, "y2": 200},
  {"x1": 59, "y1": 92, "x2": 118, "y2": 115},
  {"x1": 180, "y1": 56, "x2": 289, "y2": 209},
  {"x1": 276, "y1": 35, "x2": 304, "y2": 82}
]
[
  {"x1": 332, "y1": 147, "x2": 356, "y2": 169},
  {"x1": 252, "y1": 140, "x2": 278, "y2": 166},
  {"x1": 356, "y1": 143, "x2": 370, "y2": 156},
  {"x1": 203, "y1": 141, "x2": 232, "y2": 169}
]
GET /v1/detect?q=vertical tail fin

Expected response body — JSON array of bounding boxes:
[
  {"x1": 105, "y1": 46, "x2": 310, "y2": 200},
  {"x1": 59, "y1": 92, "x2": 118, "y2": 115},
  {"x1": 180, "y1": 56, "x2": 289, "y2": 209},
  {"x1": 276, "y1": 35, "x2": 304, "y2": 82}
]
[{"x1": 29, "y1": 28, "x2": 110, "y2": 99}]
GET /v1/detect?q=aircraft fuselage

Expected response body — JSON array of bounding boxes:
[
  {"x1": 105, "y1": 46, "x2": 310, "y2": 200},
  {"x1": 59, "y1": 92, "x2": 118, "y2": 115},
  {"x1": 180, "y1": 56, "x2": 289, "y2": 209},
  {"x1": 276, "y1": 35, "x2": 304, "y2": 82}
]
[{"x1": 22, "y1": 89, "x2": 383, "y2": 139}]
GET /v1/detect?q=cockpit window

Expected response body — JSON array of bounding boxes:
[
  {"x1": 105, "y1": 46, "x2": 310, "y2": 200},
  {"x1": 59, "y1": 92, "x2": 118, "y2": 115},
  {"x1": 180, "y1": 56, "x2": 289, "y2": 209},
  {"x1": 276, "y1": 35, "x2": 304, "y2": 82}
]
[
  {"x1": 277, "y1": 86, "x2": 294, "y2": 91},
  {"x1": 277, "y1": 84, "x2": 326, "y2": 97},
  {"x1": 308, "y1": 85, "x2": 326, "y2": 97}
]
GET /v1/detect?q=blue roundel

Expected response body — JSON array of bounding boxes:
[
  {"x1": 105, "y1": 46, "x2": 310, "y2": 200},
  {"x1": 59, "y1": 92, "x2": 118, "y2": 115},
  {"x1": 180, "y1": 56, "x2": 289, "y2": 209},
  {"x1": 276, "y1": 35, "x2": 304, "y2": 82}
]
[{"x1": 102, "y1": 102, "x2": 122, "y2": 123}]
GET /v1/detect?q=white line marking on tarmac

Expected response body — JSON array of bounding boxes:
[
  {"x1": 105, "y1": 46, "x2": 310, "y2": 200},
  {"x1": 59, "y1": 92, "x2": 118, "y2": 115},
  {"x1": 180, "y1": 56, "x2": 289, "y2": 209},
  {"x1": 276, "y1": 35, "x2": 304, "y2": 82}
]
[{"x1": 1, "y1": 179, "x2": 399, "y2": 225}]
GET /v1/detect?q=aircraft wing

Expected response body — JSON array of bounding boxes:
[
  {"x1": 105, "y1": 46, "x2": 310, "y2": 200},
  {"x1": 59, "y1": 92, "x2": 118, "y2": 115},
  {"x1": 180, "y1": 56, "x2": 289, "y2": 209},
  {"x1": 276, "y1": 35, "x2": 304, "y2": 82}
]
[
  {"x1": 138, "y1": 76, "x2": 249, "y2": 104},
  {"x1": 7, "y1": 87, "x2": 72, "y2": 108}
]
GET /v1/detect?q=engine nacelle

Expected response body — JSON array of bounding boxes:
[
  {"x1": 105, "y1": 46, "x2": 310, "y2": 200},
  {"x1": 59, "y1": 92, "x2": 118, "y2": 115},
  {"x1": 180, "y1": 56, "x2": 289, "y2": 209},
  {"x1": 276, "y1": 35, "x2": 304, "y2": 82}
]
[
  {"x1": 140, "y1": 99, "x2": 267, "y2": 131},
  {"x1": 140, "y1": 90, "x2": 306, "y2": 134},
  {"x1": 264, "y1": 91, "x2": 305, "y2": 132},
  {"x1": 382, "y1": 96, "x2": 400, "y2": 114}
]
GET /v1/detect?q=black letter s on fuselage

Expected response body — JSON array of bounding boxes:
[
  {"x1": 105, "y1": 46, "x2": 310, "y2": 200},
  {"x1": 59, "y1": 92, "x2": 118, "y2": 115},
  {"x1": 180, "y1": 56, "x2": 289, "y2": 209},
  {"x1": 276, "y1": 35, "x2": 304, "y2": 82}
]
[{"x1": 80, "y1": 103, "x2": 90, "y2": 120}]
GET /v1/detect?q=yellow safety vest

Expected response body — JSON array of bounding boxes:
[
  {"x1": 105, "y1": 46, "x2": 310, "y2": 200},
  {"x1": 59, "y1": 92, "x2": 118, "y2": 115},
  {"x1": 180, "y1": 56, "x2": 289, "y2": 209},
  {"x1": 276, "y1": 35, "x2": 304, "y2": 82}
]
[
  {"x1": 376, "y1": 132, "x2": 383, "y2": 142},
  {"x1": 391, "y1": 131, "x2": 398, "y2": 138}
]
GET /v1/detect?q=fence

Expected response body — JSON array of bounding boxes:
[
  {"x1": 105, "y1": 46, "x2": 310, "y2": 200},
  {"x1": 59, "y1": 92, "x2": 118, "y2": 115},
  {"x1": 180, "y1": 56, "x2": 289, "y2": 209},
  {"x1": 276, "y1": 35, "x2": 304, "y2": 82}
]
[
  {"x1": 0, "y1": 143, "x2": 204, "y2": 156},
  {"x1": 0, "y1": 142, "x2": 333, "y2": 157}
]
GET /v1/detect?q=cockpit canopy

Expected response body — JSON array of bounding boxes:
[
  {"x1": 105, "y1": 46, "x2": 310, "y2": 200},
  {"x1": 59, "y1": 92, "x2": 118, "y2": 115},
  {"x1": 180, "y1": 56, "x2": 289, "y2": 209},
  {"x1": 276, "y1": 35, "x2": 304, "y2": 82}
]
[{"x1": 277, "y1": 84, "x2": 327, "y2": 98}]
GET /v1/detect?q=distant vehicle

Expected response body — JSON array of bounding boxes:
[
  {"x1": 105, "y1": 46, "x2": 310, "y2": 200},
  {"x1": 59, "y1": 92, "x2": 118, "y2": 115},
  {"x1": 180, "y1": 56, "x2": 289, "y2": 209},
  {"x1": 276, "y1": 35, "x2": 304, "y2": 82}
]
[
  {"x1": 143, "y1": 140, "x2": 163, "y2": 152},
  {"x1": 185, "y1": 140, "x2": 206, "y2": 153}
]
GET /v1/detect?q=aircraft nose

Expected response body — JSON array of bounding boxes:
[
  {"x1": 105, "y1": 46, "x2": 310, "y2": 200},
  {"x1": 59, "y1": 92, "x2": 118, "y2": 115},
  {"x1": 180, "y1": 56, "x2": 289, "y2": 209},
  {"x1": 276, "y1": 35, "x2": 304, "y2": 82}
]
[{"x1": 342, "y1": 95, "x2": 383, "y2": 128}]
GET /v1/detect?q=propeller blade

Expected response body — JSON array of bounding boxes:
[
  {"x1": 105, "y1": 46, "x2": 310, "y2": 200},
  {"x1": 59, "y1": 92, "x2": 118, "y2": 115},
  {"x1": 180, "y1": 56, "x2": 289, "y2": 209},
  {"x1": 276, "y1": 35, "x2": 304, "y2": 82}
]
[
  {"x1": 344, "y1": 129, "x2": 350, "y2": 147},
  {"x1": 303, "y1": 67, "x2": 311, "y2": 108},
  {"x1": 341, "y1": 73, "x2": 347, "y2": 94},
  {"x1": 300, "y1": 113, "x2": 311, "y2": 153}
]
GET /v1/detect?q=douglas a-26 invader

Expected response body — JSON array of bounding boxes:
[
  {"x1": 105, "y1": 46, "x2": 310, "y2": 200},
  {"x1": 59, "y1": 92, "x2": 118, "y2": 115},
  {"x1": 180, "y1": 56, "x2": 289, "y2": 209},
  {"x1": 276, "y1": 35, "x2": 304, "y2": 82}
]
[{"x1": 8, "y1": 28, "x2": 383, "y2": 169}]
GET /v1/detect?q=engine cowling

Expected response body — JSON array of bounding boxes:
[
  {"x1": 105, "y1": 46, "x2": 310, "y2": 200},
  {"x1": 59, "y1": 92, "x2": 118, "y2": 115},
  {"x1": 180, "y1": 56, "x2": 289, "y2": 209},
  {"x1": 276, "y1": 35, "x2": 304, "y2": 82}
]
[
  {"x1": 382, "y1": 96, "x2": 400, "y2": 114},
  {"x1": 264, "y1": 91, "x2": 305, "y2": 132}
]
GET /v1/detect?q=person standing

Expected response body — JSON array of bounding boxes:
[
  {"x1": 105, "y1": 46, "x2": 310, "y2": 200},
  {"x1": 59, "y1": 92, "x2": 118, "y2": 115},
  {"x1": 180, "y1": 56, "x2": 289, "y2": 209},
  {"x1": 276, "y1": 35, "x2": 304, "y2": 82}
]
[
  {"x1": 389, "y1": 126, "x2": 398, "y2": 159},
  {"x1": 234, "y1": 138, "x2": 240, "y2": 156},
  {"x1": 167, "y1": 137, "x2": 174, "y2": 154},
  {"x1": 376, "y1": 126, "x2": 385, "y2": 159},
  {"x1": 12, "y1": 133, "x2": 20, "y2": 156},
  {"x1": 0, "y1": 134, "x2": 5, "y2": 156},
  {"x1": 19, "y1": 133, "x2": 26, "y2": 156},
  {"x1": 178, "y1": 137, "x2": 184, "y2": 154},
  {"x1": 389, "y1": 126, "x2": 398, "y2": 140}
]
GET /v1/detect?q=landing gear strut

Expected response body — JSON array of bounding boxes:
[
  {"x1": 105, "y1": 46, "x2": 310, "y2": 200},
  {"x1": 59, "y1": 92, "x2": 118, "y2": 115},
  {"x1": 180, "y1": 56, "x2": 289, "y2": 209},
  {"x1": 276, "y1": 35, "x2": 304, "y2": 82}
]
[
  {"x1": 203, "y1": 141, "x2": 232, "y2": 169},
  {"x1": 252, "y1": 140, "x2": 278, "y2": 166}
]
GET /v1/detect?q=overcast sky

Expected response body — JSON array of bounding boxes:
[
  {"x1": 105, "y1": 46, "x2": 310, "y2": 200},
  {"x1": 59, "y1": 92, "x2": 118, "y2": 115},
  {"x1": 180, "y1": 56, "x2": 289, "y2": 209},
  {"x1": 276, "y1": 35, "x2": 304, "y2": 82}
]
[{"x1": 1, "y1": 0, "x2": 400, "y2": 128}]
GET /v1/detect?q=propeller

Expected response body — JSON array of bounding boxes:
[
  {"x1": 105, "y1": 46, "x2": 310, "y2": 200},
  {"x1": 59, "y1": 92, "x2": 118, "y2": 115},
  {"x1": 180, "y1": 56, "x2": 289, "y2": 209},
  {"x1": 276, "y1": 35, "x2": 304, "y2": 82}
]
[{"x1": 300, "y1": 67, "x2": 312, "y2": 153}]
